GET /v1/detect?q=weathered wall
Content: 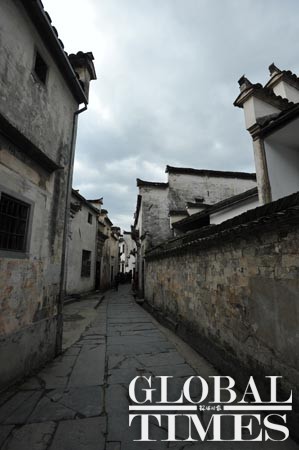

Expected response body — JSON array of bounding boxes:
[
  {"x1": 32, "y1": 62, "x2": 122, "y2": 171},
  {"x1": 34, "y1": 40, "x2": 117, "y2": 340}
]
[
  {"x1": 145, "y1": 220, "x2": 299, "y2": 417},
  {"x1": 66, "y1": 197, "x2": 97, "y2": 295},
  {"x1": 139, "y1": 186, "x2": 171, "y2": 246},
  {"x1": 136, "y1": 175, "x2": 257, "y2": 296},
  {"x1": 0, "y1": 0, "x2": 78, "y2": 163},
  {"x1": 137, "y1": 175, "x2": 257, "y2": 251},
  {"x1": 0, "y1": 140, "x2": 61, "y2": 388},
  {"x1": 0, "y1": 0, "x2": 79, "y2": 388},
  {"x1": 168, "y1": 173, "x2": 257, "y2": 210},
  {"x1": 135, "y1": 186, "x2": 170, "y2": 294},
  {"x1": 98, "y1": 228, "x2": 120, "y2": 291}
]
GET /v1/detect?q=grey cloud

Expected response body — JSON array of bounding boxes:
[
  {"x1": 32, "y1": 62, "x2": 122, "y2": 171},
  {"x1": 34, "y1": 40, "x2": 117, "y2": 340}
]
[{"x1": 44, "y1": 0, "x2": 299, "y2": 229}]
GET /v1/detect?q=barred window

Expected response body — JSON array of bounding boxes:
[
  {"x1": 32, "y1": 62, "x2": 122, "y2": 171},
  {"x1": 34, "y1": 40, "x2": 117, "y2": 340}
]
[
  {"x1": 0, "y1": 193, "x2": 30, "y2": 252},
  {"x1": 81, "y1": 250, "x2": 91, "y2": 277}
]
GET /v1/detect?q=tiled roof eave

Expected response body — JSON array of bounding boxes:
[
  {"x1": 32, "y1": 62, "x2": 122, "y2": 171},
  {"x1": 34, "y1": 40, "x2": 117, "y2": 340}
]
[
  {"x1": 146, "y1": 192, "x2": 299, "y2": 260},
  {"x1": 174, "y1": 188, "x2": 258, "y2": 230},
  {"x1": 234, "y1": 85, "x2": 294, "y2": 111},
  {"x1": 165, "y1": 166, "x2": 256, "y2": 180},
  {"x1": 22, "y1": 0, "x2": 87, "y2": 104},
  {"x1": 250, "y1": 104, "x2": 299, "y2": 140},
  {"x1": 146, "y1": 206, "x2": 299, "y2": 260}
]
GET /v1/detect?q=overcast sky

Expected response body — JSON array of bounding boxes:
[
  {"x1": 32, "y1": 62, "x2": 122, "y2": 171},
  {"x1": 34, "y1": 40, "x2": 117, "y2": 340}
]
[{"x1": 44, "y1": 0, "x2": 299, "y2": 230}]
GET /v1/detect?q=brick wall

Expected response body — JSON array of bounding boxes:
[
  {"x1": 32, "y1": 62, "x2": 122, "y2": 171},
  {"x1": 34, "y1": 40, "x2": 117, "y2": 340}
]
[{"x1": 145, "y1": 214, "x2": 299, "y2": 436}]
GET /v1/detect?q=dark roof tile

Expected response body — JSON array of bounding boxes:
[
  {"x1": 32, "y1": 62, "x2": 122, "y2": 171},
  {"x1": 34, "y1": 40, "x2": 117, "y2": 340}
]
[
  {"x1": 165, "y1": 165, "x2": 256, "y2": 180},
  {"x1": 22, "y1": 0, "x2": 89, "y2": 103},
  {"x1": 137, "y1": 178, "x2": 168, "y2": 188},
  {"x1": 174, "y1": 187, "x2": 258, "y2": 231},
  {"x1": 146, "y1": 191, "x2": 299, "y2": 259}
]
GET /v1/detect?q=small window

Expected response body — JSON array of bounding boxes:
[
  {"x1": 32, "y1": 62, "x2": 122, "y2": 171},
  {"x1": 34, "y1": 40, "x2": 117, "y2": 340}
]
[
  {"x1": 81, "y1": 250, "x2": 91, "y2": 277},
  {"x1": 34, "y1": 51, "x2": 48, "y2": 84},
  {"x1": 0, "y1": 193, "x2": 30, "y2": 252},
  {"x1": 88, "y1": 213, "x2": 93, "y2": 224}
]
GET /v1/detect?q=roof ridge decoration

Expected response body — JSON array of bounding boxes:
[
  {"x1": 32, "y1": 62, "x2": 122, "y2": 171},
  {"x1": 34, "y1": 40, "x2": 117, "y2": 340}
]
[
  {"x1": 234, "y1": 74, "x2": 295, "y2": 111},
  {"x1": 269, "y1": 62, "x2": 281, "y2": 76},
  {"x1": 68, "y1": 51, "x2": 97, "y2": 81},
  {"x1": 71, "y1": 189, "x2": 100, "y2": 214},
  {"x1": 266, "y1": 62, "x2": 299, "y2": 93},
  {"x1": 235, "y1": 64, "x2": 299, "y2": 138}
]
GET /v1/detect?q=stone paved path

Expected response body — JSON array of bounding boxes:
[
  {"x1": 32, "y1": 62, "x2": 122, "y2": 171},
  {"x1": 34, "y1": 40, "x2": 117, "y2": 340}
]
[{"x1": 0, "y1": 286, "x2": 298, "y2": 449}]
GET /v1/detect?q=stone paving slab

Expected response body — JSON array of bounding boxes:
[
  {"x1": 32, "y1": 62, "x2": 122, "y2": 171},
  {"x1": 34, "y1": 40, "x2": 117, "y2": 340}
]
[
  {"x1": 62, "y1": 346, "x2": 81, "y2": 357},
  {"x1": 0, "y1": 427, "x2": 13, "y2": 448},
  {"x1": 28, "y1": 394, "x2": 76, "y2": 423},
  {"x1": 62, "y1": 298, "x2": 102, "y2": 350},
  {"x1": 4, "y1": 391, "x2": 43, "y2": 425},
  {"x1": 48, "y1": 417, "x2": 106, "y2": 450},
  {"x1": 146, "y1": 363, "x2": 196, "y2": 377},
  {"x1": 68, "y1": 345, "x2": 105, "y2": 387},
  {"x1": 108, "y1": 354, "x2": 140, "y2": 370},
  {"x1": 108, "y1": 368, "x2": 151, "y2": 385},
  {"x1": 37, "y1": 355, "x2": 77, "y2": 389},
  {"x1": 137, "y1": 351, "x2": 186, "y2": 367},
  {"x1": 0, "y1": 287, "x2": 298, "y2": 449},
  {"x1": 106, "y1": 442, "x2": 121, "y2": 450},
  {"x1": 107, "y1": 341, "x2": 174, "y2": 356},
  {"x1": 0, "y1": 391, "x2": 35, "y2": 423},
  {"x1": 108, "y1": 323, "x2": 157, "y2": 332},
  {"x1": 37, "y1": 386, "x2": 104, "y2": 418},
  {"x1": 0, "y1": 392, "x2": 16, "y2": 409},
  {"x1": 108, "y1": 335, "x2": 170, "y2": 346},
  {"x1": 2, "y1": 422, "x2": 56, "y2": 450}
]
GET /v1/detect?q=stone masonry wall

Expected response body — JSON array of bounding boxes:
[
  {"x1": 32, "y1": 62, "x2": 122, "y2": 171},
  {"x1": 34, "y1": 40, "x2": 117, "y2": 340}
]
[{"x1": 145, "y1": 222, "x2": 299, "y2": 416}]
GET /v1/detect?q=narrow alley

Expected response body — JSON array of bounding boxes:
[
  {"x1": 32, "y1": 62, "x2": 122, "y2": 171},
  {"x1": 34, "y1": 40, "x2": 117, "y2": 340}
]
[{"x1": 0, "y1": 286, "x2": 297, "y2": 449}]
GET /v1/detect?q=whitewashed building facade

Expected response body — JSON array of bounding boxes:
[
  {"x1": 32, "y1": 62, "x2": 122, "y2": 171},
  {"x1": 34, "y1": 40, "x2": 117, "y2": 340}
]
[{"x1": 66, "y1": 190, "x2": 99, "y2": 296}]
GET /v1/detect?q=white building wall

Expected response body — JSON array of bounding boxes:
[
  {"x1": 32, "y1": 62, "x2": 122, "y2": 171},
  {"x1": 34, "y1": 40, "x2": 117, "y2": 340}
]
[
  {"x1": 140, "y1": 187, "x2": 170, "y2": 246},
  {"x1": 242, "y1": 97, "x2": 279, "y2": 130},
  {"x1": 273, "y1": 82, "x2": 299, "y2": 103},
  {"x1": 136, "y1": 174, "x2": 256, "y2": 249},
  {"x1": 0, "y1": 0, "x2": 78, "y2": 162},
  {"x1": 170, "y1": 214, "x2": 189, "y2": 228},
  {"x1": 66, "y1": 199, "x2": 97, "y2": 295},
  {"x1": 168, "y1": 173, "x2": 256, "y2": 210},
  {"x1": 126, "y1": 254, "x2": 136, "y2": 273},
  {"x1": 210, "y1": 197, "x2": 259, "y2": 225},
  {"x1": 264, "y1": 141, "x2": 299, "y2": 202},
  {"x1": 121, "y1": 233, "x2": 136, "y2": 273}
]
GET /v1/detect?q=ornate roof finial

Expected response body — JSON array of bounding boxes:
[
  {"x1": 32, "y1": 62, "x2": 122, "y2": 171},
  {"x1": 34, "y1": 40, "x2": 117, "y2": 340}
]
[
  {"x1": 269, "y1": 63, "x2": 281, "y2": 76},
  {"x1": 238, "y1": 75, "x2": 252, "y2": 92}
]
